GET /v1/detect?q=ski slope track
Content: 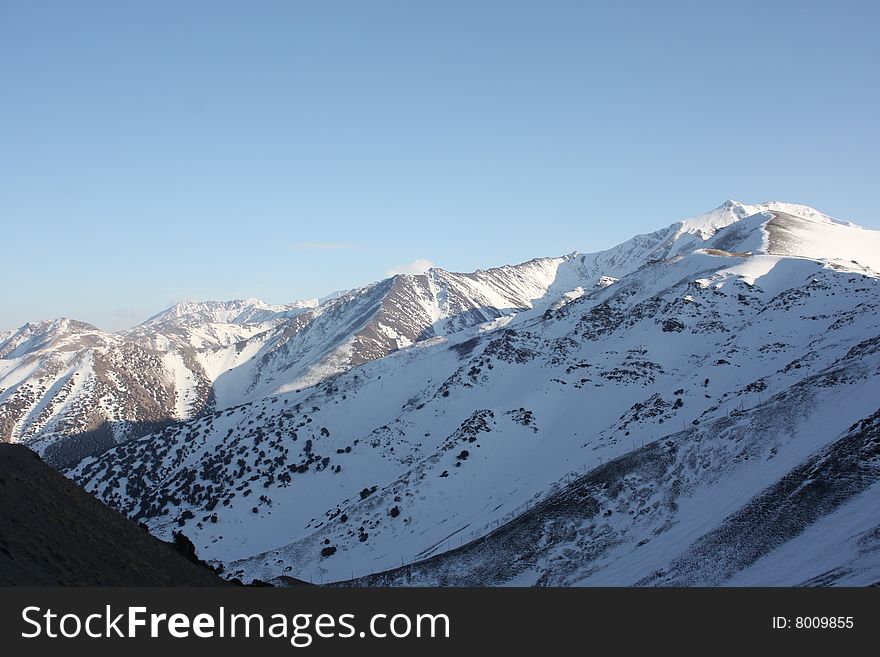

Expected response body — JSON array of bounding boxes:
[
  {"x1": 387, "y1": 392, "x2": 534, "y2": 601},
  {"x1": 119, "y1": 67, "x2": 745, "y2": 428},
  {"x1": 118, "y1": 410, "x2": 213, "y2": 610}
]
[{"x1": 4, "y1": 200, "x2": 880, "y2": 585}]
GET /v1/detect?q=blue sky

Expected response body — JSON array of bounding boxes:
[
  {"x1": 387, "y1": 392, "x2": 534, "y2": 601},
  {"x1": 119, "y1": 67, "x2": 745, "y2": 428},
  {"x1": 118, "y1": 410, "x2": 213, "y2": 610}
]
[{"x1": 2, "y1": 1, "x2": 878, "y2": 331}]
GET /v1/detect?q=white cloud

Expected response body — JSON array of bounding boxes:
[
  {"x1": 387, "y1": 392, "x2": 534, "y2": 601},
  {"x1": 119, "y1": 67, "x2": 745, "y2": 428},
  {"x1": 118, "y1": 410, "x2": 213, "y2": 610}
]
[{"x1": 385, "y1": 258, "x2": 435, "y2": 277}]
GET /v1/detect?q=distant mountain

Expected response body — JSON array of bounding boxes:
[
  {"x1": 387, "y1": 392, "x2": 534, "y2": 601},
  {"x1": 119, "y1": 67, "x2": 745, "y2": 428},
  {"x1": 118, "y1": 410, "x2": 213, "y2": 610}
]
[
  {"x1": 131, "y1": 297, "x2": 319, "y2": 348},
  {"x1": 0, "y1": 444, "x2": 224, "y2": 585},
  {"x1": 39, "y1": 200, "x2": 879, "y2": 586}
]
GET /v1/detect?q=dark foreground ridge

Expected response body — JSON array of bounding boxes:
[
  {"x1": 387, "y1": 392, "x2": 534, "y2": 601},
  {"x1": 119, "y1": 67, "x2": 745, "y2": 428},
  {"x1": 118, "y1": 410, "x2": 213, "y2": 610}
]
[{"x1": 0, "y1": 444, "x2": 224, "y2": 585}]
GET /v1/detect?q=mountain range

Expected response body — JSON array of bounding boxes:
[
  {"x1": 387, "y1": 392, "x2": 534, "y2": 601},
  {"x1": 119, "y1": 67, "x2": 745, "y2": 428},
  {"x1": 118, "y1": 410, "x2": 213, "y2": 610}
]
[{"x1": 2, "y1": 200, "x2": 879, "y2": 586}]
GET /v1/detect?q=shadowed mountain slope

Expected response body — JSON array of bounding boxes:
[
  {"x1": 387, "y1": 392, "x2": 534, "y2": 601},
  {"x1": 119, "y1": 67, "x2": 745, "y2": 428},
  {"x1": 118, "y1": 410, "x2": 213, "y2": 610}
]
[{"x1": 0, "y1": 444, "x2": 224, "y2": 585}]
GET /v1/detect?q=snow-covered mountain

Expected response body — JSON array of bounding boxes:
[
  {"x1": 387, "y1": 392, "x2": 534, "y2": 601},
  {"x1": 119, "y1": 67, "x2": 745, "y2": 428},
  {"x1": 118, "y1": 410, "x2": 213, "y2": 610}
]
[
  {"x1": 23, "y1": 200, "x2": 873, "y2": 587},
  {"x1": 128, "y1": 298, "x2": 319, "y2": 350},
  {"x1": 0, "y1": 257, "x2": 591, "y2": 467}
]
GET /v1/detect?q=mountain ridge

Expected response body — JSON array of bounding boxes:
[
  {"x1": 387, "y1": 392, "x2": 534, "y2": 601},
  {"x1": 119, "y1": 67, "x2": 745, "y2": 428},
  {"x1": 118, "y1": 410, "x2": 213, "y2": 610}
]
[
  {"x1": 16, "y1": 199, "x2": 872, "y2": 586},
  {"x1": 4, "y1": 201, "x2": 877, "y2": 468}
]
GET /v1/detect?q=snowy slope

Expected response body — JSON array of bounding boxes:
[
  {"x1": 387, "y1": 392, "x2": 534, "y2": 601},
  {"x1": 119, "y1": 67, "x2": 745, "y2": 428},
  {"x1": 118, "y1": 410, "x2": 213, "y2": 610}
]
[{"x1": 63, "y1": 201, "x2": 880, "y2": 586}]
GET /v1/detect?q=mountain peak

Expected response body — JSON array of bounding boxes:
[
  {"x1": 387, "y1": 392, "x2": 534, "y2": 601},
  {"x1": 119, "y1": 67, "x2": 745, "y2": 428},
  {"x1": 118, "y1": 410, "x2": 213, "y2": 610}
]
[
  {"x1": 138, "y1": 297, "x2": 318, "y2": 330},
  {"x1": 675, "y1": 200, "x2": 752, "y2": 240},
  {"x1": 19, "y1": 317, "x2": 100, "y2": 335},
  {"x1": 0, "y1": 317, "x2": 109, "y2": 360}
]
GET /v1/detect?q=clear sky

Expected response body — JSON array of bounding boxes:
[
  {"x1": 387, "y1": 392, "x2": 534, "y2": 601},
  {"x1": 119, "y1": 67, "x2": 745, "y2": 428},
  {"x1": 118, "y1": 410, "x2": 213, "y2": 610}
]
[{"x1": 2, "y1": 1, "x2": 878, "y2": 331}]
